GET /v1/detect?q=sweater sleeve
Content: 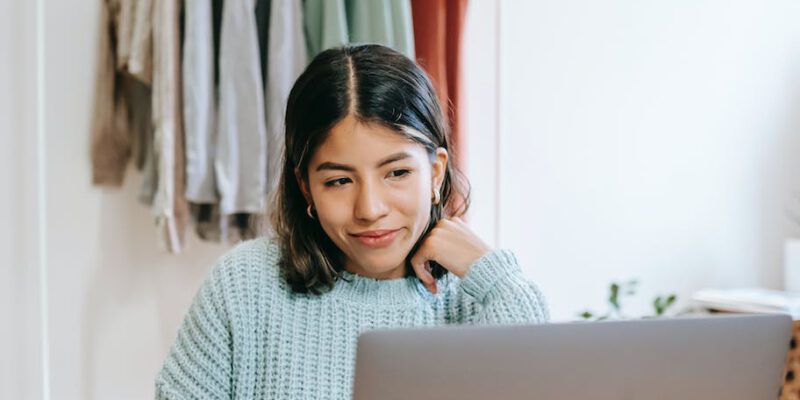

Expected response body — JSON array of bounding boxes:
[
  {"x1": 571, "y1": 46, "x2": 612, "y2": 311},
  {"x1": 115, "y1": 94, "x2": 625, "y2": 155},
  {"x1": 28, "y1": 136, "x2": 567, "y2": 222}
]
[
  {"x1": 458, "y1": 249, "x2": 550, "y2": 325},
  {"x1": 155, "y1": 260, "x2": 233, "y2": 400}
]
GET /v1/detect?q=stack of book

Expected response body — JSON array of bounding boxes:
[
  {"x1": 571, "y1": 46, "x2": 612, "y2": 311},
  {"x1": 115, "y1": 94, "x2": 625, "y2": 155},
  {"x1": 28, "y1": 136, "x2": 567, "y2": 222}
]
[{"x1": 692, "y1": 288, "x2": 800, "y2": 320}]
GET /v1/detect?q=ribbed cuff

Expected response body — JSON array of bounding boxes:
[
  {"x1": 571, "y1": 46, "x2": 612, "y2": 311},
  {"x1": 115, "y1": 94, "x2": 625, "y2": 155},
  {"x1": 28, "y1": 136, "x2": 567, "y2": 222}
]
[{"x1": 459, "y1": 249, "x2": 525, "y2": 303}]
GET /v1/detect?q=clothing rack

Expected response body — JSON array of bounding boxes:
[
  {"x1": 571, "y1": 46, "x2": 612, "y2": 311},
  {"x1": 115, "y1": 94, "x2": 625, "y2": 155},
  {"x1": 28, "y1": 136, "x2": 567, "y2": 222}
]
[{"x1": 90, "y1": 0, "x2": 467, "y2": 253}]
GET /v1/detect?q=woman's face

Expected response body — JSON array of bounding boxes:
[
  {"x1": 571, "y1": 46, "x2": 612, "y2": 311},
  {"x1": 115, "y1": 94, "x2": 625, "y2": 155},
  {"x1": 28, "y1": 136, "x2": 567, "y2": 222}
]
[{"x1": 298, "y1": 114, "x2": 448, "y2": 279}]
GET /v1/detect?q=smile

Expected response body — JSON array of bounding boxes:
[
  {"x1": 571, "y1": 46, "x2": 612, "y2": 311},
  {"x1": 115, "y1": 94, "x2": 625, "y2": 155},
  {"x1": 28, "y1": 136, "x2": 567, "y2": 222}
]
[{"x1": 350, "y1": 229, "x2": 402, "y2": 249}]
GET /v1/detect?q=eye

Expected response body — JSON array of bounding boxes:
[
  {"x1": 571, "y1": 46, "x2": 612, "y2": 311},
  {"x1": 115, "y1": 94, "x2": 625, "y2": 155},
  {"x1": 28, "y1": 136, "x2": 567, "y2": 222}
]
[
  {"x1": 388, "y1": 169, "x2": 412, "y2": 179},
  {"x1": 324, "y1": 177, "x2": 351, "y2": 187}
]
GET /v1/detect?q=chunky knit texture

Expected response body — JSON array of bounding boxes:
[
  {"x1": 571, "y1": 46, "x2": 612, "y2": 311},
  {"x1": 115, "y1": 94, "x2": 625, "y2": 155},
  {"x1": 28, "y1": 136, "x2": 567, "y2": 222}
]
[{"x1": 155, "y1": 237, "x2": 550, "y2": 399}]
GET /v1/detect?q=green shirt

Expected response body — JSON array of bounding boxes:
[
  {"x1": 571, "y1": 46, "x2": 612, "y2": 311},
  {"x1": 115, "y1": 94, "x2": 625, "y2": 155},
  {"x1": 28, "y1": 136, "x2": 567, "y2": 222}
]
[{"x1": 304, "y1": 0, "x2": 415, "y2": 59}]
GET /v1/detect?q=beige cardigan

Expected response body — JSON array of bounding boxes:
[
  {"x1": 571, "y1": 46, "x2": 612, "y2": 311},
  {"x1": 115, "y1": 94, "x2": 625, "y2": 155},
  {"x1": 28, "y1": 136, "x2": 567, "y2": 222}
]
[{"x1": 90, "y1": 0, "x2": 188, "y2": 253}]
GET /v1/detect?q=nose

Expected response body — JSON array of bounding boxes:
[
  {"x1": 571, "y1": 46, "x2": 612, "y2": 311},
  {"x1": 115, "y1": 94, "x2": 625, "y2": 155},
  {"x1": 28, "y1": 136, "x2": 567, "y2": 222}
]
[{"x1": 353, "y1": 180, "x2": 389, "y2": 222}]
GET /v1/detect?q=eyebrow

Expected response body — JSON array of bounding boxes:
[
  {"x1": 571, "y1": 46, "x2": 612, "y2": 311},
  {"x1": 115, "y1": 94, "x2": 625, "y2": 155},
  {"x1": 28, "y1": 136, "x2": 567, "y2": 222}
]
[{"x1": 315, "y1": 151, "x2": 412, "y2": 172}]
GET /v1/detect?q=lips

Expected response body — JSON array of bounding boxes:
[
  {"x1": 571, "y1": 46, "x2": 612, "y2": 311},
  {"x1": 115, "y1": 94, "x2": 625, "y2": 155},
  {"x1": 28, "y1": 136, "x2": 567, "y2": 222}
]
[
  {"x1": 352, "y1": 229, "x2": 399, "y2": 237},
  {"x1": 350, "y1": 228, "x2": 402, "y2": 248}
]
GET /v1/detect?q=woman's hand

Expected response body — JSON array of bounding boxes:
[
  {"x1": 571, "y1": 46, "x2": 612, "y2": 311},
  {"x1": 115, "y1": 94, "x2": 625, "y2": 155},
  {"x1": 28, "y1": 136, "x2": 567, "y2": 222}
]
[{"x1": 410, "y1": 216, "x2": 492, "y2": 294}]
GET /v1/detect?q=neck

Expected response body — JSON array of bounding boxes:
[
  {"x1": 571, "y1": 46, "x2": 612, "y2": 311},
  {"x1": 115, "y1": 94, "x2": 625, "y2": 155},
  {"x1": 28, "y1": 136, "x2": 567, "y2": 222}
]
[{"x1": 344, "y1": 259, "x2": 406, "y2": 280}]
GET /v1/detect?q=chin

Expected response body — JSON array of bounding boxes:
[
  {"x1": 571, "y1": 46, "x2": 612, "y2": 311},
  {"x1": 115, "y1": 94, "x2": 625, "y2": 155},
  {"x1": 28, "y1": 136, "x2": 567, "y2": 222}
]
[
  {"x1": 360, "y1": 255, "x2": 402, "y2": 270},
  {"x1": 353, "y1": 253, "x2": 406, "y2": 274}
]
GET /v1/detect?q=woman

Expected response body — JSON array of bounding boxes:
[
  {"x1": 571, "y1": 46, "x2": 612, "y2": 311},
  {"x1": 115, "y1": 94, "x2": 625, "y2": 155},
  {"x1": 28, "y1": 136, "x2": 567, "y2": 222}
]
[{"x1": 155, "y1": 44, "x2": 549, "y2": 399}]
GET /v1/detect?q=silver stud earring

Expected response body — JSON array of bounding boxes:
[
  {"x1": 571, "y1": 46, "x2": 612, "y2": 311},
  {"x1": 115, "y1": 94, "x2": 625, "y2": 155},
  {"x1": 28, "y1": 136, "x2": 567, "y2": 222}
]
[{"x1": 307, "y1": 204, "x2": 316, "y2": 219}]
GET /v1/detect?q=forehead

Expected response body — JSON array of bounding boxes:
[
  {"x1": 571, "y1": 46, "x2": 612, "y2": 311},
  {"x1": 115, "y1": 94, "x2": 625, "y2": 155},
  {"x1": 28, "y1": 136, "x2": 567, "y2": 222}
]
[{"x1": 310, "y1": 116, "x2": 423, "y2": 165}]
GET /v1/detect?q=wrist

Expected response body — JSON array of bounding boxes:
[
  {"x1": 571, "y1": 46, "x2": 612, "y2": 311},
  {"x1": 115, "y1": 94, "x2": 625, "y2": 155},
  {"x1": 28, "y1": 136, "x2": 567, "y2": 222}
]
[{"x1": 459, "y1": 249, "x2": 524, "y2": 302}]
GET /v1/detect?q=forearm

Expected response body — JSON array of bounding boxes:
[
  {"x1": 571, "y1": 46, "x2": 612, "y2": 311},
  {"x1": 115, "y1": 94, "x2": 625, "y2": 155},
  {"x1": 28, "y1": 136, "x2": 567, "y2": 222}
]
[{"x1": 459, "y1": 250, "x2": 550, "y2": 325}]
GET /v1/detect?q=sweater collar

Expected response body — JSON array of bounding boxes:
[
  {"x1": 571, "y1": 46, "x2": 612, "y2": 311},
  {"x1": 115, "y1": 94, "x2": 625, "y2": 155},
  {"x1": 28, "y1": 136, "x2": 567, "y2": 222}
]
[{"x1": 329, "y1": 270, "x2": 431, "y2": 306}]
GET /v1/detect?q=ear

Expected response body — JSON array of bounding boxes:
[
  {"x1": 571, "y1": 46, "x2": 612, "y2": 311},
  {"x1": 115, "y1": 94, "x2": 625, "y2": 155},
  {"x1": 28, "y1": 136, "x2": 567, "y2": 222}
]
[
  {"x1": 294, "y1": 167, "x2": 312, "y2": 204},
  {"x1": 431, "y1": 147, "x2": 448, "y2": 191}
]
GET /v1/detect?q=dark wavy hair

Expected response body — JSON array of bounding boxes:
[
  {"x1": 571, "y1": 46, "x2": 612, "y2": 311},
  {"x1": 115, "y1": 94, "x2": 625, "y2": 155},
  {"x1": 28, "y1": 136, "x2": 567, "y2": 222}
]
[{"x1": 267, "y1": 44, "x2": 470, "y2": 294}]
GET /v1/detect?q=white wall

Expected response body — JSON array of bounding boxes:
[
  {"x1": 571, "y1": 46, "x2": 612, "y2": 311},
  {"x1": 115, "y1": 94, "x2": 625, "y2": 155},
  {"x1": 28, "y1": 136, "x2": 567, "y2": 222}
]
[
  {"x1": 1, "y1": 1, "x2": 45, "y2": 398},
  {"x1": 464, "y1": 0, "x2": 499, "y2": 247},
  {"x1": 484, "y1": 0, "x2": 800, "y2": 320},
  {"x1": 30, "y1": 2, "x2": 230, "y2": 399},
  {"x1": 42, "y1": 2, "x2": 231, "y2": 396},
  {"x1": 4, "y1": 0, "x2": 800, "y2": 398}
]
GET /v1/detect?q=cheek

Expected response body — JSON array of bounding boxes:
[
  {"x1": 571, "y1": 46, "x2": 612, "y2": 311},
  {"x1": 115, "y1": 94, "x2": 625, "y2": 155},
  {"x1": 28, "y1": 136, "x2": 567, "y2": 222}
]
[
  {"x1": 311, "y1": 192, "x2": 349, "y2": 232},
  {"x1": 396, "y1": 179, "x2": 432, "y2": 219}
]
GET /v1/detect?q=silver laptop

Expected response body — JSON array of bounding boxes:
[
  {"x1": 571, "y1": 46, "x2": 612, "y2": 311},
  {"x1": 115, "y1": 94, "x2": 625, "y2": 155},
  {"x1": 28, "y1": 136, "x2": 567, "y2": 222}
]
[{"x1": 352, "y1": 314, "x2": 792, "y2": 400}]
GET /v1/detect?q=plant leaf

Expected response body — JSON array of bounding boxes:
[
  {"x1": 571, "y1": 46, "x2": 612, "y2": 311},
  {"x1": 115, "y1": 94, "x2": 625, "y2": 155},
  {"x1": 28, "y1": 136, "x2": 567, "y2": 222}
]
[
  {"x1": 653, "y1": 296, "x2": 665, "y2": 315},
  {"x1": 666, "y1": 294, "x2": 677, "y2": 306},
  {"x1": 609, "y1": 283, "x2": 620, "y2": 310}
]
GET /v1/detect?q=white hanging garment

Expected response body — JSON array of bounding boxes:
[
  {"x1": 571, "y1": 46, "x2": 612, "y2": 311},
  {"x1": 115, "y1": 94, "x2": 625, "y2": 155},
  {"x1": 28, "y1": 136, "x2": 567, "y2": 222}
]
[
  {"x1": 265, "y1": 0, "x2": 308, "y2": 203},
  {"x1": 183, "y1": 0, "x2": 218, "y2": 204},
  {"x1": 216, "y1": 0, "x2": 268, "y2": 215}
]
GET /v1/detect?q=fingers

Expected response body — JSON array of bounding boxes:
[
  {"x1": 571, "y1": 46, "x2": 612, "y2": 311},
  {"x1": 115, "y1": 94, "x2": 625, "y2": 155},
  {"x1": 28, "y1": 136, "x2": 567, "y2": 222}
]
[
  {"x1": 441, "y1": 216, "x2": 464, "y2": 230},
  {"x1": 449, "y1": 216, "x2": 467, "y2": 230},
  {"x1": 408, "y1": 216, "x2": 468, "y2": 294},
  {"x1": 410, "y1": 244, "x2": 438, "y2": 294}
]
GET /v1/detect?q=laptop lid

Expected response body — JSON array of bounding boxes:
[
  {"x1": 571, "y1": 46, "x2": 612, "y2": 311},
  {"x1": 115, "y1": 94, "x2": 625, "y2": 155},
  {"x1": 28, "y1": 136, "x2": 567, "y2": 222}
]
[{"x1": 352, "y1": 314, "x2": 792, "y2": 400}]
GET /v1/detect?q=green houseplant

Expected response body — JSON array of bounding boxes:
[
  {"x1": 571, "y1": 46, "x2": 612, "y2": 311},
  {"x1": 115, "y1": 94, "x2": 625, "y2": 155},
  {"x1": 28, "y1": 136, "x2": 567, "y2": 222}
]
[{"x1": 579, "y1": 280, "x2": 678, "y2": 321}]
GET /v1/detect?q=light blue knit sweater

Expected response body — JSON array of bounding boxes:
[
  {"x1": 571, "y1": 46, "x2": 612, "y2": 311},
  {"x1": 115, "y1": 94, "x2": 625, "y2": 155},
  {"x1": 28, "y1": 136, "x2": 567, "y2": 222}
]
[{"x1": 155, "y1": 237, "x2": 549, "y2": 399}]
